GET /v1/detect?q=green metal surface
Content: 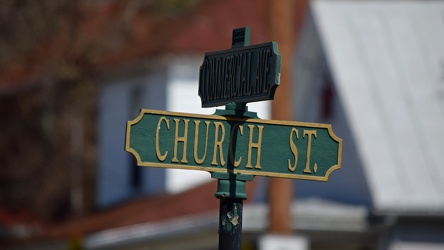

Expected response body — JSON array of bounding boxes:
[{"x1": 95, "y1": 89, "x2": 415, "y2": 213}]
[
  {"x1": 125, "y1": 109, "x2": 342, "y2": 181},
  {"x1": 213, "y1": 103, "x2": 258, "y2": 118},
  {"x1": 211, "y1": 173, "x2": 253, "y2": 200},
  {"x1": 198, "y1": 27, "x2": 281, "y2": 108}
]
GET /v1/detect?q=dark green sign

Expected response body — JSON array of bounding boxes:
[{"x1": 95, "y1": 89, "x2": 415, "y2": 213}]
[
  {"x1": 199, "y1": 42, "x2": 281, "y2": 108},
  {"x1": 125, "y1": 109, "x2": 342, "y2": 181}
]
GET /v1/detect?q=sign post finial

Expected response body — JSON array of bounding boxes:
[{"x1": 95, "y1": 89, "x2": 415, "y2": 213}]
[{"x1": 232, "y1": 27, "x2": 250, "y2": 48}]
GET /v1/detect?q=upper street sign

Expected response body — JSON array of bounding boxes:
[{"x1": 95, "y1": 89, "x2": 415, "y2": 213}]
[
  {"x1": 199, "y1": 27, "x2": 281, "y2": 107},
  {"x1": 126, "y1": 109, "x2": 342, "y2": 181}
]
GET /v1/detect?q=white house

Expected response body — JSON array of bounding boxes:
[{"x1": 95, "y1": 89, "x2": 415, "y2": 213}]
[{"x1": 293, "y1": 0, "x2": 444, "y2": 249}]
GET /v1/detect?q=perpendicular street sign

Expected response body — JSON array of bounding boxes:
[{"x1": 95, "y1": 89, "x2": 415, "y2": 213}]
[
  {"x1": 125, "y1": 109, "x2": 342, "y2": 181},
  {"x1": 198, "y1": 32, "x2": 281, "y2": 107}
]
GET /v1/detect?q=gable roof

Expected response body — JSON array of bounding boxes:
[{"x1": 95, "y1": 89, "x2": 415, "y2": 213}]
[{"x1": 311, "y1": 0, "x2": 444, "y2": 213}]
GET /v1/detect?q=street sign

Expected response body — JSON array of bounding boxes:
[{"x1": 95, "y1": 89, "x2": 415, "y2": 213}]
[
  {"x1": 126, "y1": 109, "x2": 342, "y2": 181},
  {"x1": 199, "y1": 28, "x2": 281, "y2": 107},
  {"x1": 125, "y1": 27, "x2": 342, "y2": 249}
]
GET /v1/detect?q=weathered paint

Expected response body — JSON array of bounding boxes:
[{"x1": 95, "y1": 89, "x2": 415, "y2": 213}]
[{"x1": 218, "y1": 199, "x2": 243, "y2": 249}]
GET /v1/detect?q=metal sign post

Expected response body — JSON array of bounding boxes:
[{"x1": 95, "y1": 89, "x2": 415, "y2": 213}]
[{"x1": 125, "y1": 27, "x2": 342, "y2": 250}]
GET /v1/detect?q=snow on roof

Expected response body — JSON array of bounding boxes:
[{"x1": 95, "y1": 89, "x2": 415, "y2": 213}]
[{"x1": 311, "y1": 0, "x2": 444, "y2": 213}]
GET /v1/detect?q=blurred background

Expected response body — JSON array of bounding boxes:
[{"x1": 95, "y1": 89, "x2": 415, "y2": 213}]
[{"x1": 1, "y1": 0, "x2": 444, "y2": 249}]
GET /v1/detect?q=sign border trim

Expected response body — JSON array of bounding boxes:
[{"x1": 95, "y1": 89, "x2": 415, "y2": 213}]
[{"x1": 125, "y1": 109, "x2": 342, "y2": 181}]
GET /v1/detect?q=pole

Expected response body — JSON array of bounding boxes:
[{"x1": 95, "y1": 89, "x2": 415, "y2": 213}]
[
  {"x1": 268, "y1": 0, "x2": 294, "y2": 231},
  {"x1": 212, "y1": 172, "x2": 253, "y2": 250},
  {"x1": 212, "y1": 103, "x2": 256, "y2": 250},
  {"x1": 212, "y1": 28, "x2": 253, "y2": 250},
  {"x1": 218, "y1": 180, "x2": 245, "y2": 250},
  {"x1": 268, "y1": 0, "x2": 308, "y2": 234},
  {"x1": 218, "y1": 195, "x2": 244, "y2": 249}
]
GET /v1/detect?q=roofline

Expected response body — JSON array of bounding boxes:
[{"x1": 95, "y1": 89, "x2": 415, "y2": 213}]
[
  {"x1": 83, "y1": 199, "x2": 372, "y2": 249},
  {"x1": 371, "y1": 210, "x2": 444, "y2": 220},
  {"x1": 84, "y1": 212, "x2": 218, "y2": 249}
]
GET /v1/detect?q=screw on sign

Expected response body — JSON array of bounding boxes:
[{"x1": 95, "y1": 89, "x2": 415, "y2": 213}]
[{"x1": 125, "y1": 27, "x2": 342, "y2": 250}]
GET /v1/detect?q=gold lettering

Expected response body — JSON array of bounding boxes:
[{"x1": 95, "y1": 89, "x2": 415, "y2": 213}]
[
  {"x1": 193, "y1": 120, "x2": 210, "y2": 164},
  {"x1": 212, "y1": 122, "x2": 226, "y2": 166},
  {"x1": 246, "y1": 125, "x2": 264, "y2": 169},
  {"x1": 155, "y1": 116, "x2": 170, "y2": 161},
  {"x1": 303, "y1": 130, "x2": 317, "y2": 173},
  {"x1": 288, "y1": 128, "x2": 299, "y2": 172},
  {"x1": 172, "y1": 118, "x2": 190, "y2": 163},
  {"x1": 229, "y1": 124, "x2": 243, "y2": 167}
]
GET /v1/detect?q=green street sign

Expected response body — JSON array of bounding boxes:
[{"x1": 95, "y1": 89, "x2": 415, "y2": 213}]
[
  {"x1": 199, "y1": 27, "x2": 281, "y2": 108},
  {"x1": 125, "y1": 109, "x2": 342, "y2": 181}
]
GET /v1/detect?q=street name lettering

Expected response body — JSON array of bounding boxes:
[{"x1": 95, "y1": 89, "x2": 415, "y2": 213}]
[
  {"x1": 155, "y1": 116, "x2": 266, "y2": 169},
  {"x1": 199, "y1": 43, "x2": 280, "y2": 107},
  {"x1": 126, "y1": 109, "x2": 342, "y2": 181}
]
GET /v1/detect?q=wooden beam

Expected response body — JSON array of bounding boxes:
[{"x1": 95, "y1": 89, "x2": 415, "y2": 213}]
[{"x1": 268, "y1": 0, "x2": 308, "y2": 234}]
